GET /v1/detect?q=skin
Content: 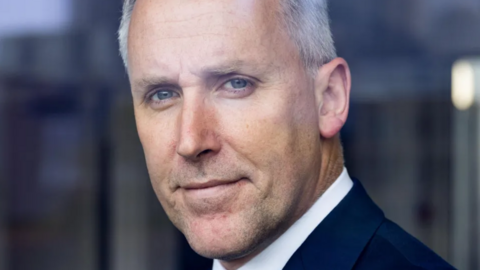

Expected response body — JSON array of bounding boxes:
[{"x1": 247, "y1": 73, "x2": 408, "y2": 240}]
[{"x1": 127, "y1": 0, "x2": 351, "y2": 269}]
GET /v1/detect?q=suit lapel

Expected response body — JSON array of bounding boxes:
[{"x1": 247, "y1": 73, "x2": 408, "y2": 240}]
[{"x1": 284, "y1": 179, "x2": 385, "y2": 270}]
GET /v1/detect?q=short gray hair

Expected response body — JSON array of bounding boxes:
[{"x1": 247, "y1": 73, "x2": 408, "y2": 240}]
[{"x1": 118, "y1": 0, "x2": 336, "y2": 72}]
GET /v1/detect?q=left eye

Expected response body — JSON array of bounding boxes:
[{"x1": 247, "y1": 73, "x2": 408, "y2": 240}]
[{"x1": 224, "y1": 78, "x2": 249, "y2": 90}]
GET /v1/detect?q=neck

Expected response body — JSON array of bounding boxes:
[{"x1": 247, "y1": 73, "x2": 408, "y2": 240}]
[{"x1": 317, "y1": 135, "x2": 345, "y2": 196}]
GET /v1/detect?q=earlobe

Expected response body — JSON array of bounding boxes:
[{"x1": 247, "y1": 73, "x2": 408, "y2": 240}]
[{"x1": 314, "y1": 58, "x2": 351, "y2": 139}]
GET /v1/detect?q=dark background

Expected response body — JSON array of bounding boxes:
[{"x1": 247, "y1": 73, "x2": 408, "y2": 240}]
[{"x1": 1, "y1": 0, "x2": 480, "y2": 269}]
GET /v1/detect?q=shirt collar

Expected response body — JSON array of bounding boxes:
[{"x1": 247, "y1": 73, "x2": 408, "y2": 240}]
[
  {"x1": 284, "y1": 178, "x2": 385, "y2": 270},
  {"x1": 213, "y1": 167, "x2": 354, "y2": 270}
]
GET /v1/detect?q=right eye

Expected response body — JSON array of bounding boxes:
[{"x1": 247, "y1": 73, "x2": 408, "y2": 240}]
[{"x1": 151, "y1": 90, "x2": 180, "y2": 101}]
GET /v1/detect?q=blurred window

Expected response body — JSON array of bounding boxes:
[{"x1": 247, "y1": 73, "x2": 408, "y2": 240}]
[{"x1": 0, "y1": 0, "x2": 72, "y2": 37}]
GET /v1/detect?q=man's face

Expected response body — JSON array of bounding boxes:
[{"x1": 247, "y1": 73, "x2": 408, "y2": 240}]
[{"x1": 128, "y1": 0, "x2": 325, "y2": 260}]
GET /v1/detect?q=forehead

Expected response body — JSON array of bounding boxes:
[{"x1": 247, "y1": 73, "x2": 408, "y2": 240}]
[{"x1": 127, "y1": 0, "x2": 298, "y2": 79}]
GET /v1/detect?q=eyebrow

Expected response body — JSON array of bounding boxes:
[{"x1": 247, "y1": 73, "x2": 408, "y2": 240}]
[
  {"x1": 132, "y1": 76, "x2": 177, "y2": 93},
  {"x1": 197, "y1": 60, "x2": 268, "y2": 85},
  {"x1": 132, "y1": 60, "x2": 265, "y2": 92},
  {"x1": 197, "y1": 60, "x2": 248, "y2": 77}
]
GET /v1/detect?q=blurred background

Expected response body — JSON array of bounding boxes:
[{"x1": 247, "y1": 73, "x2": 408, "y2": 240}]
[{"x1": 1, "y1": 0, "x2": 480, "y2": 269}]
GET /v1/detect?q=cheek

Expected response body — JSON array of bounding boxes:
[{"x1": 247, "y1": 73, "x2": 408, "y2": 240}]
[
  {"x1": 216, "y1": 104, "x2": 286, "y2": 160},
  {"x1": 135, "y1": 111, "x2": 178, "y2": 193},
  {"x1": 217, "y1": 87, "x2": 319, "y2": 185},
  {"x1": 138, "y1": 124, "x2": 174, "y2": 165},
  {"x1": 222, "y1": 82, "x2": 316, "y2": 149}
]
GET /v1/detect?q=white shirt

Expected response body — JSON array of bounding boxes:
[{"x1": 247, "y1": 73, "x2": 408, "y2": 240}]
[{"x1": 213, "y1": 167, "x2": 353, "y2": 270}]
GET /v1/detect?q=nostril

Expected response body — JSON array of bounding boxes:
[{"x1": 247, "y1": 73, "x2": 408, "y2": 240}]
[{"x1": 198, "y1": 149, "x2": 212, "y2": 157}]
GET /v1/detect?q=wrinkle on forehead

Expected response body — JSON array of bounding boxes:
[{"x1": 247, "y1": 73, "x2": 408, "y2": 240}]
[
  {"x1": 128, "y1": 0, "x2": 300, "y2": 84},
  {"x1": 133, "y1": 0, "x2": 259, "y2": 24},
  {"x1": 130, "y1": 0, "x2": 279, "y2": 40}
]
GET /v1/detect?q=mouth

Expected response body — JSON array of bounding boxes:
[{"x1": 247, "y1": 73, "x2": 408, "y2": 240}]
[
  {"x1": 180, "y1": 178, "x2": 248, "y2": 203},
  {"x1": 182, "y1": 179, "x2": 243, "y2": 190}
]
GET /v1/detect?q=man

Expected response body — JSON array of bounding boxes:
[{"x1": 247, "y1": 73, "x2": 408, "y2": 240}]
[{"x1": 117, "y1": 0, "x2": 455, "y2": 269}]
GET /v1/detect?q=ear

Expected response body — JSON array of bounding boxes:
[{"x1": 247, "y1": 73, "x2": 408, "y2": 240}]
[{"x1": 314, "y1": 58, "x2": 351, "y2": 138}]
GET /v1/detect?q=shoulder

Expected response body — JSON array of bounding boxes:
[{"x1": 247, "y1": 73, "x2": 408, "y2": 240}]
[{"x1": 354, "y1": 219, "x2": 456, "y2": 270}]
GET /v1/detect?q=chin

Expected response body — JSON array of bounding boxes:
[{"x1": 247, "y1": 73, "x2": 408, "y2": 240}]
[
  {"x1": 178, "y1": 217, "x2": 249, "y2": 259},
  {"x1": 183, "y1": 214, "x2": 276, "y2": 261},
  {"x1": 188, "y1": 235, "x2": 258, "y2": 261},
  {"x1": 184, "y1": 225, "x2": 251, "y2": 259}
]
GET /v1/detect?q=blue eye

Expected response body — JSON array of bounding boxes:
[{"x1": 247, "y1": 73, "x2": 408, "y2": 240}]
[
  {"x1": 151, "y1": 90, "x2": 179, "y2": 101},
  {"x1": 225, "y1": 78, "x2": 249, "y2": 90}
]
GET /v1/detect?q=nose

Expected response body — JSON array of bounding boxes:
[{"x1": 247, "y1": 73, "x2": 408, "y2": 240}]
[{"x1": 176, "y1": 95, "x2": 221, "y2": 161}]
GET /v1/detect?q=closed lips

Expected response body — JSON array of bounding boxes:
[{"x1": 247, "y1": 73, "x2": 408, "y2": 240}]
[{"x1": 183, "y1": 179, "x2": 242, "y2": 190}]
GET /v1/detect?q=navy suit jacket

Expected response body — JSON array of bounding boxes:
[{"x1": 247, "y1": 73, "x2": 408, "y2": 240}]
[
  {"x1": 283, "y1": 179, "x2": 455, "y2": 270},
  {"x1": 188, "y1": 179, "x2": 455, "y2": 270}
]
